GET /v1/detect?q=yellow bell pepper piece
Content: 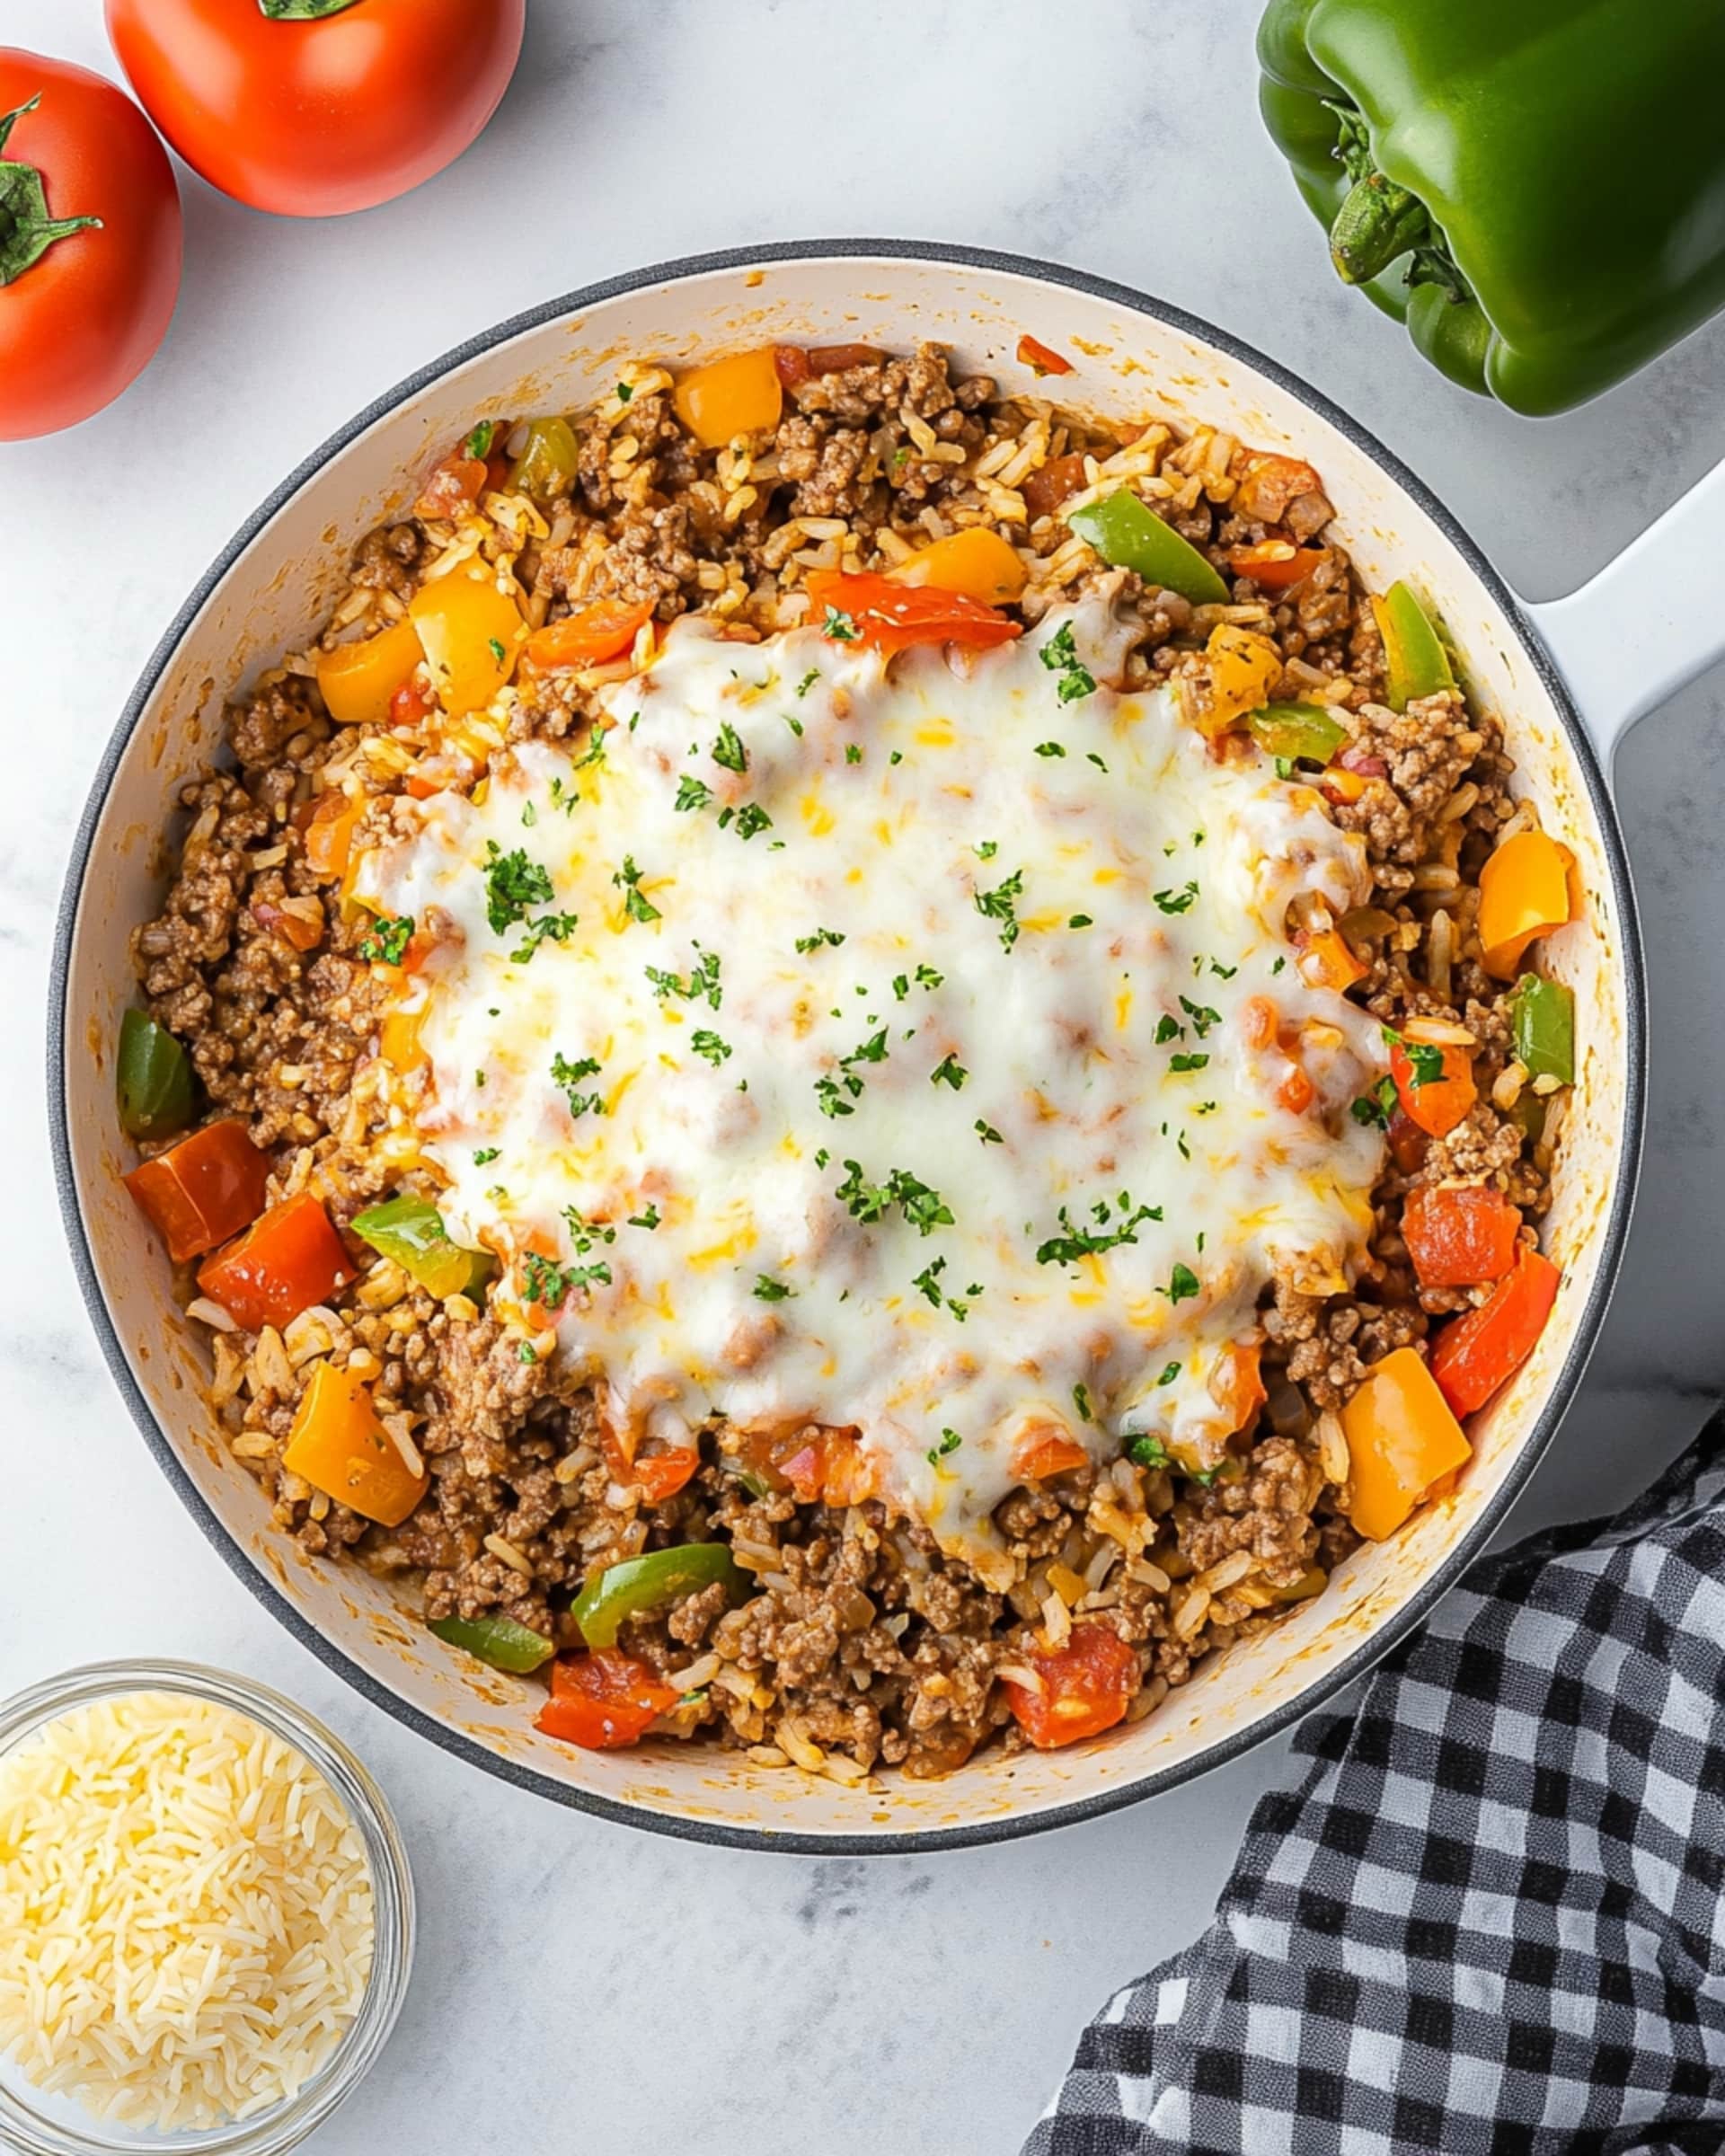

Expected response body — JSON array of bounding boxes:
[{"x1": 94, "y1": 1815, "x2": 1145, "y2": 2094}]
[
  {"x1": 1194, "y1": 623, "x2": 1283, "y2": 738},
  {"x1": 408, "y1": 567, "x2": 526, "y2": 720},
  {"x1": 889, "y1": 527, "x2": 1028, "y2": 606},
  {"x1": 672, "y1": 346, "x2": 783, "y2": 448},
  {"x1": 1341, "y1": 1347, "x2": 1471, "y2": 1542},
  {"x1": 379, "y1": 1005, "x2": 427, "y2": 1074},
  {"x1": 1477, "y1": 829, "x2": 1574, "y2": 978},
  {"x1": 314, "y1": 619, "x2": 425, "y2": 726},
  {"x1": 282, "y1": 1362, "x2": 426, "y2": 1527}
]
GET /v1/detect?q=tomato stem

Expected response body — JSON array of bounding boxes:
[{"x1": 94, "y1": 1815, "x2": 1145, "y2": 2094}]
[
  {"x1": 256, "y1": 0, "x2": 366, "y2": 17},
  {"x1": 0, "y1": 95, "x2": 101, "y2": 288}
]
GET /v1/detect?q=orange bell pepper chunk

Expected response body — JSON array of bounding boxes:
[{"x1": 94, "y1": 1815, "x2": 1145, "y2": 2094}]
[
  {"x1": 197, "y1": 1190, "x2": 353, "y2": 1334},
  {"x1": 1296, "y1": 926, "x2": 1368, "y2": 994},
  {"x1": 281, "y1": 1361, "x2": 427, "y2": 1527},
  {"x1": 804, "y1": 569, "x2": 1022, "y2": 658},
  {"x1": 1402, "y1": 1185, "x2": 1522, "y2": 1289},
  {"x1": 1390, "y1": 1037, "x2": 1476, "y2": 1138},
  {"x1": 672, "y1": 346, "x2": 783, "y2": 448},
  {"x1": 889, "y1": 527, "x2": 1028, "y2": 606},
  {"x1": 1208, "y1": 1341, "x2": 1268, "y2": 1434},
  {"x1": 1226, "y1": 541, "x2": 1325, "y2": 590},
  {"x1": 301, "y1": 791, "x2": 362, "y2": 879},
  {"x1": 378, "y1": 1004, "x2": 428, "y2": 1075},
  {"x1": 314, "y1": 619, "x2": 426, "y2": 727},
  {"x1": 1015, "y1": 332, "x2": 1075, "y2": 377},
  {"x1": 1340, "y1": 1347, "x2": 1472, "y2": 1542},
  {"x1": 124, "y1": 1120, "x2": 270, "y2": 1263},
  {"x1": 1429, "y1": 1247, "x2": 1561, "y2": 1417},
  {"x1": 535, "y1": 1649, "x2": 680, "y2": 1750},
  {"x1": 1002, "y1": 1622, "x2": 1139, "y2": 1750},
  {"x1": 521, "y1": 597, "x2": 654, "y2": 675},
  {"x1": 1478, "y1": 830, "x2": 1574, "y2": 978},
  {"x1": 415, "y1": 453, "x2": 488, "y2": 520},
  {"x1": 1193, "y1": 623, "x2": 1283, "y2": 738},
  {"x1": 1012, "y1": 1424, "x2": 1092, "y2": 1482},
  {"x1": 408, "y1": 565, "x2": 526, "y2": 720}
]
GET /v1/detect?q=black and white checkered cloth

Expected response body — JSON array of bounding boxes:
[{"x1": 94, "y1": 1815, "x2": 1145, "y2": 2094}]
[{"x1": 1024, "y1": 1416, "x2": 1725, "y2": 2155}]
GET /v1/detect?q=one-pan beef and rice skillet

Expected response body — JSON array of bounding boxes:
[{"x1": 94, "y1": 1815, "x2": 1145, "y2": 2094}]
[{"x1": 117, "y1": 339, "x2": 1576, "y2": 1780}]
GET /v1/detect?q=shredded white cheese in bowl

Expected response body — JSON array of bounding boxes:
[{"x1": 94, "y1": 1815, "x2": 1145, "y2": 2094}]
[{"x1": 0, "y1": 1663, "x2": 413, "y2": 2153}]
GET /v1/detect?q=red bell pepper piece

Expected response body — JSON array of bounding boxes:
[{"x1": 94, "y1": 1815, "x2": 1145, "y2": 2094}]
[
  {"x1": 1002, "y1": 1622, "x2": 1140, "y2": 1751},
  {"x1": 804, "y1": 570, "x2": 1022, "y2": 658},
  {"x1": 520, "y1": 597, "x2": 655, "y2": 675},
  {"x1": 1429, "y1": 1247, "x2": 1561, "y2": 1416},
  {"x1": 124, "y1": 1120, "x2": 270, "y2": 1263},
  {"x1": 534, "y1": 1649, "x2": 681, "y2": 1750},
  {"x1": 1015, "y1": 331, "x2": 1074, "y2": 376},
  {"x1": 1402, "y1": 1185, "x2": 1522, "y2": 1288},
  {"x1": 1226, "y1": 541, "x2": 1326, "y2": 589},
  {"x1": 197, "y1": 1190, "x2": 353, "y2": 1332},
  {"x1": 415, "y1": 452, "x2": 487, "y2": 519}
]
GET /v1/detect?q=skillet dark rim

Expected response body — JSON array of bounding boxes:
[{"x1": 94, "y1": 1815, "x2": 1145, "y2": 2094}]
[{"x1": 48, "y1": 237, "x2": 1646, "y2": 1855}]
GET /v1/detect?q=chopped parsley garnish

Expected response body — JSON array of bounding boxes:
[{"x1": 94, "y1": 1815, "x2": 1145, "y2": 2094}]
[
  {"x1": 1163, "y1": 1262, "x2": 1200, "y2": 1304},
  {"x1": 1039, "y1": 621, "x2": 1098, "y2": 704},
  {"x1": 822, "y1": 605, "x2": 859, "y2": 642},
  {"x1": 1156, "y1": 1016, "x2": 1185, "y2": 1047},
  {"x1": 520, "y1": 1251, "x2": 606, "y2": 1308},
  {"x1": 574, "y1": 729, "x2": 608, "y2": 771},
  {"x1": 710, "y1": 721, "x2": 748, "y2": 773},
  {"x1": 975, "y1": 1118, "x2": 1003, "y2": 1144},
  {"x1": 689, "y1": 1029, "x2": 732, "y2": 1066},
  {"x1": 796, "y1": 928, "x2": 845, "y2": 954},
  {"x1": 627, "y1": 1201, "x2": 661, "y2": 1231},
  {"x1": 845, "y1": 743, "x2": 862, "y2": 765},
  {"x1": 1208, "y1": 958, "x2": 1239, "y2": 980},
  {"x1": 929, "y1": 1053, "x2": 967, "y2": 1091},
  {"x1": 795, "y1": 667, "x2": 820, "y2": 696},
  {"x1": 814, "y1": 1075, "x2": 857, "y2": 1119},
  {"x1": 473, "y1": 1147, "x2": 500, "y2": 1166},
  {"x1": 1169, "y1": 1052, "x2": 1210, "y2": 1073},
  {"x1": 732, "y1": 802, "x2": 774, "y2": 841},
  {"x1": 674, "y1": 773, "x2": 713, "y2": 812},
  {"x1": 561, "y1": 1208, "x2": 616, "y2": 1256},
  {"x1": 1383, "y1": 1027, "x2": 1445, "y2": 1085},
  {"x1": 1069, "y1": 913, "x2": 1093, "y2": 929},
  {"x1": 518, "y1": 1343, "x2": 538, "y2": 1365},
  {"x1": 645, "y1": 945, "x2": 721, "y2": 1010},
  {"x1": 1128, "y1": 1434, "x2": 1172, "y2": 1470},
  {"x1": 483, "y1": 843, "x2": 554, "y2": 934},
  {"x1": 1087, "y1": 752, "x2": 1109, "y2": 772},
  {"x1": 975, "y1": 867, "x2": 1025, "y2": 952},
  {"x1": 509, "y1": 910, "x2": 579, "y2": 963},
  {"x1": 1034, "y1": 741, "x2": 1066, "y2": 759},
  {"x1": 487, "y1": 636, "x2": 507, "y2": 664},
  {"x1": 463, "y1": 420, "x2": 496, "y2": 460},
  {"x1": 1153, "y1": 882, "x2": 1199, "y2": 915},
  {"x1": 1271, "y1": 955, "x2": 1287, "y2": 976},
  {"x1": 1035, "y1": 1197, "x2": 1163, "y2": 1268},
  {"x1": 834, "y1": 1161, "x2": 954, "y2": 1236},
  {"x1": 1157, "y1": 1361, "x2": 1181, "y2": 1386},
  {"x1": 916, "y1": 962, "x2": 943, "y2": 989},
  {"x1": 926, "y1": 1427, "x2": 963, "y2": 1467},
  {"x1": 753, "y1": 1272, "x2": 795, "y2": 1302},
  {"x1": 612, "y1": 855, "x2": 660, "y2": 924},
  {"x1": 1073, "y1": 1383, "x2": 1094, "y2": 1424},
  {"x1": 912, "y1": 1257, "x2": 947, "y2": 1307},
  {"x1": 550, "y1": 1051, "x2": 606, "y2": 1118},
  {"x1": 975, "y1": 839, "x2": 998, "y2": 860},
  {"x1": 356, "y1": 914, "x2": 413, "y2": 965},
  {"x1": 1351, "y1": 1075, "x2": 1399, "y2": 1127},
  {"x1": 1180, "y1": 996, "x2": 1220, "y2": 1037}
]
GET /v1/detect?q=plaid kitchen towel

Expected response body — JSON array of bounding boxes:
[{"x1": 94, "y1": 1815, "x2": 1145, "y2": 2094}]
[{"x1": 1024, "y1": 1414, "x2": 1725, "y2": 2155}]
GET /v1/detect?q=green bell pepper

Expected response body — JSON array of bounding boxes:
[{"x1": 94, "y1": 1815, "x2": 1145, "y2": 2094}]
[
  {"x1": 1066, "y1": 490, "x2": 1228, "y2": 607},
  {"x1": 572, "y1": 1544, "x2": 747, "y2": 1650},
  {"x1": 429, "y1": 1613, "x2": 554, "y2": 1674},
  {"x1": 509, "y1": 417, "x2": 579, "y2": 501},
  {"x1": 1372, "y1": 581, "x2": 1454, "y2": 711},
  {"x1": 1245, "y1": 702, "x2": 1347, "y2": 765},
  {"x1": 1510, "y1": 973, "x2": 1574, "y2": 1086},
  {"x1": 1257, "y1": 0, "x2": 1725, "y2": 414},
  {"x1": 117, "y1": 1008, "x2": 194, "y2": 1141},
  {"x1": 351, "y1": 1193, "x2": 495, "y2": 1301}
]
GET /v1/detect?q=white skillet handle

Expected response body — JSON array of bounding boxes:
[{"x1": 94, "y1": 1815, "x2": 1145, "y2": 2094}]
[{"x1": 1522, "y1": 454, "x2": 1725, "y2": 774}]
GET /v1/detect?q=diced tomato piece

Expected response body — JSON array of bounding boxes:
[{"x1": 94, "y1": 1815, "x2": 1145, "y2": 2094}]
[
  {"x1": 197, "y1": 1190, "x2": 353, "y2": 1332},
  {"x1": 804, "y1": 570, "x2": 1022, "y2": 658},
  {"x1": 773, "y1": 342, "x2": 881, "y2": 387},
  {"x1": 1022, "y1": 452, "x2": 1091, "y2": 523},
  {"x1": 597, "y1": 1419, "x2": 699, "y2": 1505},
  {"x1": 415, "y1": 453, "x2": 487, "y2": 519},
  {"x1": 521, "y1": 598, "x2": 655, "y2": 675},
  {"x1": 1402, "y1": 1185, "x2": 1522, "y2": 1289},
  {"x1": 1296, "y1": 926, "x2": 1367, "y2": 994},
  {"x1": 1387, "y1": 1107, "x2": 1430, "y2": 1177},
  {"x1": 1429, "y1": 1247, "x2": 1561, "y2": 1417},
  {"x1": 1013, "y1": 1426, "x2": 1091, "y2": 1482},
  {"x1": 1003, "y1": 1622, "x2": 1140, "y2": 1750},
  {"x1": 125, "y1": 1120, "x2": 271, "y2": 1263},
  {"x1": 1320, "y1": 766, "x2": 1371, "y2": 806},
  {"x1": 250, "y1": 897, "x2": 322, "y2": 952},
  {"x1": 1233, "y1": 451, "x2": 1325, "y2": 525},
  {"x1": 389, "y1": 676, "x2": 434, "y2": 727},
  {"x1": 732, "y1": 1422, "x2": 874, "y2": 1506},
  {"x1": 1016, "y1": 332, "x2": 1074, "y2": 376},
  {"x1": 535, "y1": 1650, "x2": 680, "y2": 1750},
  {"x1": 1390, "y1": 1038, "x2": 1476, "y2": 1138},
  {"x1": 1226, "y1": 541, "x2": 1326, "y2": 590}
]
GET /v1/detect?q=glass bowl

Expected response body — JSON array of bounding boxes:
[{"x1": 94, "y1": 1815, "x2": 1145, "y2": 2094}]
[{"x1": 0, "y1": 1659, "x2": 415, "y2": 2156}]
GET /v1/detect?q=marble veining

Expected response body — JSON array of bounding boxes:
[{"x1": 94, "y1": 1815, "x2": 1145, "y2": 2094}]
[{"x1": 3, "y1": 1, "x2": 1722, "y2": 2149}]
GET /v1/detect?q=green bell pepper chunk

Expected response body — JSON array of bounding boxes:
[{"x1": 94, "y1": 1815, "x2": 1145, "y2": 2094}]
[
  {"x1": 351, "y1": 1194, "x2": 495, "y2": 1301},
  {"x1": 1066, "y1": 489, "x2": 1228, "y2": 607},
  {"x1": 429, "y1": 1613, "x2": 554, "y2": 1674},
  {"x1": 572, "y1": 1543, "x2": 747, "y2": 1650},
  {"x1": 509, "y1": 417, "x2": 579, "y2": 501},
  {"x1": 1245, "y1": 702, "x2": 1347, "y2": 766},
  {"x1": 1509, "y1": 973, "x2": 1574, "y2": 1086},
  {"x1": 117, "y1": 1008, "x2": 194, "y2": 1141},
  {"x1": 1256, "y1": 0, "x2": 1725, "y2": 415},
  {"x1": 1373, "y1": 581, "x2": 1454, "y2": 711}
]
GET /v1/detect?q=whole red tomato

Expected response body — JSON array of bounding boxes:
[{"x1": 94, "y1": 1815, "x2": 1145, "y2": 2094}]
[
  {"x1": 106, "y1": 0, "x2": 526, "y2": 219},
  {"x1": 0, "y1": 51, "x2": 181, "y2": 441}
]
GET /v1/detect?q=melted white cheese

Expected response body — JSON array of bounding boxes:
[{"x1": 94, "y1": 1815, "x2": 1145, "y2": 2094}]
[{"x1": 362, "y1": 601, "x2": 1385, "y2": 1574}]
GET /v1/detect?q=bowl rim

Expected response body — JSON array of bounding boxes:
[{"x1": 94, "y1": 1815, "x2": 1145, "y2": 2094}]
[{"x1": 47, "y1": 235, "x2": 1646, "y2": 1854}]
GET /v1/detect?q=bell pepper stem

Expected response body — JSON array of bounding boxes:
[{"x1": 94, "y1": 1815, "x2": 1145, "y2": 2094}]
[{"x1": 1330, "y1": 172, "x2": 1430, "y2": 286}]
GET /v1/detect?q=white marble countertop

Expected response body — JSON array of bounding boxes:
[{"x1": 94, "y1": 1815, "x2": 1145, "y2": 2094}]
[{"x1": 4, "y1": 3, "x2": 1723, "y2": 2150}]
